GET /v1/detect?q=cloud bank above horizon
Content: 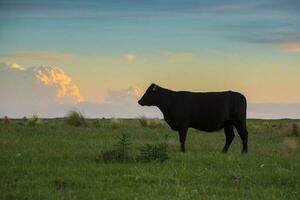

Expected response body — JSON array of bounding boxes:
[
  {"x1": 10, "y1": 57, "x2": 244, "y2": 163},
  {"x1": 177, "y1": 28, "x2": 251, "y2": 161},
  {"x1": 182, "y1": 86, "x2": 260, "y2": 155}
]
[{"x1": 1, "y1": 62, "x2": 300, "y2": 119}]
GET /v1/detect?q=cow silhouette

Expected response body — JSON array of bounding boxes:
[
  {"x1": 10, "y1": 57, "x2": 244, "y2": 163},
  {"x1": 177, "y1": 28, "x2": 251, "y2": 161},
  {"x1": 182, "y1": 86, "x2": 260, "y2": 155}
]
[{"x1": 138, "y1": 83, "x2": 248, "y2": 153}]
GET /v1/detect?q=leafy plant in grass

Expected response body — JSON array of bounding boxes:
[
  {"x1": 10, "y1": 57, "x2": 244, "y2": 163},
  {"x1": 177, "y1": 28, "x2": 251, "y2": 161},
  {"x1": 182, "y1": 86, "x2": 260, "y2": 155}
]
[
  {"x1": 138, "y1": 134, "x2": 169, "y2": 163},
  {"x1": 110, "y1": 118, "x2": 122, "y2": 129},
  {"x1": 66, "y1": 110, "x2": 87, "y2": 127},
  {"x1": 98, "y1": 133, "x2": 131, "y2": 163},
  {"x1": 27, "y1": 114, "x2": 42, "y2": 126}
]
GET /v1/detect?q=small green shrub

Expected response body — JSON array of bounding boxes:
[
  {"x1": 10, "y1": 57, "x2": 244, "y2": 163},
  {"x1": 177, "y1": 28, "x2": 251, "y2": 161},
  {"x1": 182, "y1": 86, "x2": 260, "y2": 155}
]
[
  {"x1": 27, "y1": 114, "x2": 42, "y2": 126},
  {"x1": 110, "y1": 118, "x2": 122, "y2": 129},
  {"x1": 138, "y1": 135, "x2": 169, "y2": 162},
  {"x1": 66, "y1": 111, "x2": 87, "y2": 127},
  {"x1": 114, "y1": 133, "x2": 131, "y2": 160},
  {"x1": 98, "y1": 134, "x2": 169, "y2": 163},
  {"x1": 99, "y1": 133, "x2": 131, "y2": 163}
]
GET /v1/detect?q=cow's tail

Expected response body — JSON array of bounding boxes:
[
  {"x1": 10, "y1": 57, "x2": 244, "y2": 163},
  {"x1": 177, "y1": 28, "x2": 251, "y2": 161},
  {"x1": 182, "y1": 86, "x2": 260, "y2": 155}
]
[
  {"x1": 239, "y1": 93, "x2": 247, "y2": 127},
  {"x1": 231, "y1": 92, "x2": 247, "y2": 127}
]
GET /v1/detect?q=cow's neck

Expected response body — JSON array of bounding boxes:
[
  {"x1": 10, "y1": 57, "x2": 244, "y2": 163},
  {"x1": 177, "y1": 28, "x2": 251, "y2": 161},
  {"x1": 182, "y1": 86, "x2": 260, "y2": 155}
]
[{"x1": 156, "y1": 88, "x2": 174, "y2": 117}]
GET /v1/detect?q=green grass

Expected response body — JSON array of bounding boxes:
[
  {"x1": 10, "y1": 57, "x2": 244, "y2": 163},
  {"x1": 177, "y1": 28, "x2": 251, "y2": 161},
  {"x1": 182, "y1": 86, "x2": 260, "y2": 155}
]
[
  {"x1": 66, "y1": 110, "x2": 87, "y2": 127},
  {"x1": 1, "y1": 119, "x2": 300, "y2": 199}
]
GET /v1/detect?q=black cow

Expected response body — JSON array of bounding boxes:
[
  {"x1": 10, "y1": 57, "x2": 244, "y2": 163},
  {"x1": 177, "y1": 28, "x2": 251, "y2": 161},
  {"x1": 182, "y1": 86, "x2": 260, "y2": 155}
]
[{"x1": 138, "y1": 83, "x2": 248, "y2": 153}]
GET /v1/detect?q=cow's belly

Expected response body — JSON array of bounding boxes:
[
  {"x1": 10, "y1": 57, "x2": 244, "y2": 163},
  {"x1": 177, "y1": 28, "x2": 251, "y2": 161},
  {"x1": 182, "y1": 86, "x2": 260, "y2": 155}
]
[
  {"x1": 188, "y1": 113, "x2": 228, "y2": 132},
  {"x1": 190, "y1": 123, "x2": 225, "y2": 132}
]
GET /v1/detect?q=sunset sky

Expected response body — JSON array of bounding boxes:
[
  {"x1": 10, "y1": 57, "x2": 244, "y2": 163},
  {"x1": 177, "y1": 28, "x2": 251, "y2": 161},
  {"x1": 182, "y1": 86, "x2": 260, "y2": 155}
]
[{"x1": 1, "y1": 0, "x2": 300, "y2": 118}]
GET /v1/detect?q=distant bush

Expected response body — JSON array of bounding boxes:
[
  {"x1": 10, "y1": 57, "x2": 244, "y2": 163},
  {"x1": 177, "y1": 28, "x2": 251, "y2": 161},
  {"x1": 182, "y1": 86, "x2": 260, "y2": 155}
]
[
  {"x1": 281, "y1": 123, "x2": 300, "y2": 137},
  {"x1": 27, "y1": 114, "x2": 42, "y2": 126},
  {"x1": 110, "y1": 118, "x2": 122, "y2": 129},
  {"x1": 3, "y1": 116, "x2": 10, "y2": 125},
  {"x1": 263, "y1": 121, "x2": 271, "y2": 128},
  {"x1": 98, "y1": 133, "x2": 131, "y2": 163},
  {"x1": 66, "y1": 111, "x2": 87, "y2": 127},
  {"x1": 93, "y1": 120, "x2": 102, "y2": 128},
  {"x1": 23, "y1": 116, "x2": 28, "y2": 122},
  {"x1": 138, "y1": 116, "x2": 165, "y2": 129},
  {"x1": 137, "y1": 135, "x2": 169, "y2": 163}
]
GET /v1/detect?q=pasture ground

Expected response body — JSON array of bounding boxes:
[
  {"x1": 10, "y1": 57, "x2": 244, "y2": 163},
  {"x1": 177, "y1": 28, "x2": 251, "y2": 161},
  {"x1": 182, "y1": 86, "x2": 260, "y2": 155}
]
[{"x1": 1, "y1": 119, "x2": 300, "y2": 200}]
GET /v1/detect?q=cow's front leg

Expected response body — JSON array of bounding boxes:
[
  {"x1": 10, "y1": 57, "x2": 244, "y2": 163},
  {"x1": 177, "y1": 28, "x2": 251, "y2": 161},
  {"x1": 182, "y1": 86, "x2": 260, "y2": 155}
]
[{"x1": 178, "y1": 128, "x2": 188, "y2": 152}]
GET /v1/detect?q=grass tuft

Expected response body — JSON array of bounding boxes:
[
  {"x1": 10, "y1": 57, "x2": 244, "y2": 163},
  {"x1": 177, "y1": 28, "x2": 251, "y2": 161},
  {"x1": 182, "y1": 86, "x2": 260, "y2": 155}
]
[
  {"x1": 280, "y1": 138, "x2": 298, "y2": 153},
  {"x1": 66, "y1": 110, "x2": 87, "y2": 127},
  {"x1": 110, "y1": 118, "x2": 122, "y2": 129},
  {"x1": 138, "y1": 116, "x2": 165, "y2": 128},
  {"x1": 138, "y1": 115, "x2": 151, "y2": 127},
  {"x1": 27, "y1": 114, "x2": 42, "y2": 126},
  {"x1": 3, "y1": 116, "x2": 10, "y2": 125},
  {"x1": 281, "y1": 123, "x2": 300, "y2": 137}
]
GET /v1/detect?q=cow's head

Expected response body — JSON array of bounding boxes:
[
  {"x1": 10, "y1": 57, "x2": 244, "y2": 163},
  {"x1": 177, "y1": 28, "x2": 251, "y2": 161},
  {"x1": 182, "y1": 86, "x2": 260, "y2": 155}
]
[{"x1": 138, "y1": 83, "x2": 161, "y2": 106}]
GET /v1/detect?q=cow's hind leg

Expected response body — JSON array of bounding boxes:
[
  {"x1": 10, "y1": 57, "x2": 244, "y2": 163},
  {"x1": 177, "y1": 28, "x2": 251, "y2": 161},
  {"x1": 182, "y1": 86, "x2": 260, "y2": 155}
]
[
  {"x1": 178, "y1": 128, "x2": 188, "y2": 152},
  {"x1": 235, "y1": 123, "x2": 248, "y2": 154},
  {"x1": 222, "y1": 125, "x2": 235, "y2": 153}
]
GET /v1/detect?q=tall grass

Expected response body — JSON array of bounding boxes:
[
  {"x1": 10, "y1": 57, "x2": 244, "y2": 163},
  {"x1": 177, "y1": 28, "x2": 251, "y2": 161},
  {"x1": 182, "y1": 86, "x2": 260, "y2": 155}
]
[
  {"x1": 110, "y1": 118, "x2": 122, "y2": 129},
  {"x1": 138, "y1": 115, "x2": 150, "y2": 127},
  {"x1": 138, "y1": 116, "x2": 165, "y2": 128},
  {"x1": 3, "y1": 116, "x2": 10, "y2": 125},
  {"x1": 281, "y1": 123, "x2": 300, "y2": 137},
  {"x1": 66, "y1": 111, "x2": 87, "y2": 127},
  {"x1": 27, "y1": 114, "x2": 42, "y2": 126}
]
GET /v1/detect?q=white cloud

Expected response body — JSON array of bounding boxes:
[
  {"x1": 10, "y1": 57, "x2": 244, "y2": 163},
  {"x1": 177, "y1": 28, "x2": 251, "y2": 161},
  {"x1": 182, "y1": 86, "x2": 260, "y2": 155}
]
[
  {"x1": 106, "y1": 86, "x2": 143, "y2": 104},
  {"x1": 124, "y1": 53, "x2": 136, "y2": 62},
  {"x1": 0, "y1": 64, "x2": 157, "y2": 118},
  {"x1": 2, "y1": 62, "x2": 300, "y2": 119},
  {"x1": 35, "y1": 66, "x2": 83, "y2": 102},
  {"x1": 0, "y1": 63, "x2": 84, "y2": 117},
  {"x1": 248, "y1": 103, "x2": 300, "y2": 119},
  {"x1": 278, "y1": 42, "x2": 300, "y2": 52},
  {"x1": 0, "y1": 62, "x2": 25, "y2": 71}
]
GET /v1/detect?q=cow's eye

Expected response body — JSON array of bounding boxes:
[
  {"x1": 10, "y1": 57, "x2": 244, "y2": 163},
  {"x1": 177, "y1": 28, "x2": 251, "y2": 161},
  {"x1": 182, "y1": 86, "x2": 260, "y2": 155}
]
[{"x1": 152, "y1": 86, "x2": 156, "y2": 92}]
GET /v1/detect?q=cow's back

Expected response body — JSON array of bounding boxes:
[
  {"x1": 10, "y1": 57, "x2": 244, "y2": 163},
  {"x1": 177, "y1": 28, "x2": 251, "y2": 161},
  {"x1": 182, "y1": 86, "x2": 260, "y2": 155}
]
[{"x1": 163, "y1": 90, "x2": 246, "y2": 132}]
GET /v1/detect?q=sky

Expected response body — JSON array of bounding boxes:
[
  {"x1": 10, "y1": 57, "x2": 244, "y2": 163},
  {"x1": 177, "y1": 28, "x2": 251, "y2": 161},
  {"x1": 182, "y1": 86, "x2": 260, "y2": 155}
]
[{"x1": 0, "y1": 0, "x2": 300, "y2": 118}]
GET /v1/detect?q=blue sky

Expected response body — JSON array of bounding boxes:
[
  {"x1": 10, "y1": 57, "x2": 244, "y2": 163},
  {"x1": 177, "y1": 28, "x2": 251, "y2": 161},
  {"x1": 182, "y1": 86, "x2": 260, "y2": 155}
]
[{"x1": 1, "y1": 0, "x2": 300, "y2": 54}]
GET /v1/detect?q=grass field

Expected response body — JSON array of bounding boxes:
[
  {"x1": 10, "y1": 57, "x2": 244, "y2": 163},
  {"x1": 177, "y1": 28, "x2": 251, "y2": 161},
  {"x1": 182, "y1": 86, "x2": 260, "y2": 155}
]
[{"x1": 1, "y1": 118, "x2": 300, "y2": 200}]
